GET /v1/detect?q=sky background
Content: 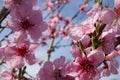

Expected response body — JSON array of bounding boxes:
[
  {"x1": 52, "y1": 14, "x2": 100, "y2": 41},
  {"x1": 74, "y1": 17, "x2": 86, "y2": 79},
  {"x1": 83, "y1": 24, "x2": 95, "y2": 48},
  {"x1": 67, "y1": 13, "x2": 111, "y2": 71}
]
[{"x1": 0, "y1": 0, "x2": 120, "y2": 80}]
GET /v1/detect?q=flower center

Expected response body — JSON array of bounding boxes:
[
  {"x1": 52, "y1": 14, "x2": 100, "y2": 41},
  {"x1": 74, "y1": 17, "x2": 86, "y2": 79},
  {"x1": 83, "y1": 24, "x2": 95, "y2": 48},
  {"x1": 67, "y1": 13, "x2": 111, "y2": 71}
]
[
  {"x1": 53, "y1": 69, "x2": 61, "y2": 80},
  {"x1": 21, "y1": 19, "x2": 35, "y2": 30},
  {"x1": 80, "y1": 58, "x2": 94, "y2": 73},
  {"x1": 17, "y1": 46, "x2": 28, "y2": 57}
]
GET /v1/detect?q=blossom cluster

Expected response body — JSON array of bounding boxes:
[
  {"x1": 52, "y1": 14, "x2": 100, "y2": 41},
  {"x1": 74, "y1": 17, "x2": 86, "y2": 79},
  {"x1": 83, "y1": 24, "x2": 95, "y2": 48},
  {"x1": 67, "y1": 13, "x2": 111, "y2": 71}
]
[
  {"x1": 0, "y1": 0, "x2": 120, "y2": 80},
  {"x1": 0, "y1": 0, "x2": 47, "y2": 80}
]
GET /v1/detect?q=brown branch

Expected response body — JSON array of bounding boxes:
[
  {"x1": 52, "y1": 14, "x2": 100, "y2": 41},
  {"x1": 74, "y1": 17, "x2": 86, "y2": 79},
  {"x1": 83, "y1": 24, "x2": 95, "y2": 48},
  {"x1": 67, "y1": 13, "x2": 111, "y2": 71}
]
[
  {"x1": 0, "y1": 7, "x2": 10, "y2": 24},
  {"x1": 46, "y1": 36, "x2": 55, "y2": 61}
]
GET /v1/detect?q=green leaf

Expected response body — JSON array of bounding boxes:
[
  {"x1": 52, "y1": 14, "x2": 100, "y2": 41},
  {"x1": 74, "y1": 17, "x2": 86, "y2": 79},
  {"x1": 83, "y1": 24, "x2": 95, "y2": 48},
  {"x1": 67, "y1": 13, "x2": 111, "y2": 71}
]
[
  {"x1": 96, "y1": 23, "x2": 106, "y2": 37},
  {"x1": 92, "y1": 36, "x2": 103, "y2": 49}
]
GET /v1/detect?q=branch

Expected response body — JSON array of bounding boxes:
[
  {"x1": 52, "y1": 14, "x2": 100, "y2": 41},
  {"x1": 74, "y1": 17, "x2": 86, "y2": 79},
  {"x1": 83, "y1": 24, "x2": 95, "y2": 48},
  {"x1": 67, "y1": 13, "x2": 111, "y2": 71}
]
[
  {"x1": 0, "y1": 7, "x2": 10, "y2": 24},
  {"x1": 46, "y1": 36, "x2": 55, "y2": 61}
]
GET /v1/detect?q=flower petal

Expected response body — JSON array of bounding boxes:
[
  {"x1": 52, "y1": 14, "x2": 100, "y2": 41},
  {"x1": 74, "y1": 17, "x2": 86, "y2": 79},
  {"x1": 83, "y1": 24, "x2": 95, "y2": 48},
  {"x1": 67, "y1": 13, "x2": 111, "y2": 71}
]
[{"x1": 53, "y1": 56, "x2": 65, "y2": 69}]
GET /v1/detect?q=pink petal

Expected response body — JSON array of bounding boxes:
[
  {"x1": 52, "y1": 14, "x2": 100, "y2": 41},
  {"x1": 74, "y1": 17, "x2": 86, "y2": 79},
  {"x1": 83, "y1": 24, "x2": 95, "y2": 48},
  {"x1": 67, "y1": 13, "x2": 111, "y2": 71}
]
[
  {"x1": 114, "y1": 0, "x2": 120, "y2": 9},
  {"x1": 88, "y1": 49, "x2": 104, "y2": 67},
  {"x1": 106, "y1": 50, "x2": 119, "y2": 60},
  {"x1": 103, "y1": 69, "x2": 110, "y2": 76},
  {"x1": 70, "y1": 26, "x2": 83, "y2": 40},
  {"x1": 38, "y1": 61, "x2": 54, "y2": 80},
  {"x1": 29, "y1": 43, "x2": 39, "y2": 54},
  {"x1": 6, "y1": 55, "x2": 24, "y2": 68},
  {"x1": 0, "y1": 46, "x2": 6, "y2": 59},
  {"x1": 80, "y1": 35, "x2": 90, "y2": 48},
  {"x1": 71, "y1": 45, "x2": 82, "y2": 58},
  {"x1": 53, "y1": 56, "x2": 65, "y2": 68},
  {"x1": 81, "y1": 24, "x2": 95, "y2": 34},
  {"x1": 111, "y1": 59, "x2": 119, "y2": 69},
  {"x1": 1, "y1": 70, "x2": 13, "y2": 80},
  {"x1": 109, "y1": 62, "x2": 118, "y2": 74},
  {"x1": 14, "y1": 30, "x2": 27, "y2": 45},
  {"x1": 29, "y1": 9, "x2": 43, "y2": 26},
  {"x1": 25, "y1": 53, "x2": 39, "y2": 65},
  {"x1": 28, "y1": 22, "x2": 47, "y2": 42},
  {"x1": 100, "y1": 8, "x2": 116, "y2": 24}
]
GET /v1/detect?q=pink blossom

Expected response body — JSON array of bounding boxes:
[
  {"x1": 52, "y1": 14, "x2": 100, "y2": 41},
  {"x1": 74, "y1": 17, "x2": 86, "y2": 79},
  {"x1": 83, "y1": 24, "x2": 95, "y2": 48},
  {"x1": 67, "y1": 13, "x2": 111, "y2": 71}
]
[
  {"x1": 113, "y1": 20, "x2": 120, "y2": 35},
  {"x1": 60, "y1": 23, "x2": 75, "y2": 39},
  {"x1": 1, "y1": 0, "x2": 120, "y2": 79},
  {"x1": 87, "y1": 49, "x2": 105, "y2": 67},
  {"x1": 80, "y1": 24, "x2": 95, "y2": 35},
  {"x1": 100, "y1": 8, "x2": 116, "y2": 24},
  {"x1": 71, "y1": 45, "x2": 82, "y2": 58},
  {"x1": 55, "y1": 0, "x2": 70, "y2": 5},
  {"x1": 71, "y1": 35, "x2": 90, "y2": 48},
  {"x1": 4, "y1": 0, "x2": 37, "y2": 10},
  {"x1": 7, "y1": 9, "x2": 48, "y2": 42},
  {"x1": 1, "y1": 70, "x2": 15, "y2": 80},
  {"x1": 87, "y1": 4, "x2": 100, "y2": 17},
  {"x1": 80, "y1": 35, "x2": 90, "y2": 48},
  {"x1": 98, "y1": 51, "x2": 119, "y2": 77},
  {"x1": 5, "y1": 40, "x2": 39, "y2": 68},
  {"x1": 67, "y1": 49, "x2": 104, "y2": 80},
  {"x1": 46, "y1": 15, "x2": 62, "y2": 38},
  {"x1": 70, "y1": 24, "x2": 95, "y2": 40},
  {"x1": 48, "y1": 15, "x2": 61, "y2": 29},
  {"x1": 79, "y1": 2, "x2": 88, "y2": 13},
  {"x1": 13, "y1": 31, "x2": 27, "y2": 45},
  {"x1": 69, "y1": 24, "x2": 94, "y2": 48},
  {"x1": 101, "y1": 59, "x2": 119, "y2": 77},
  {"x1": 69, "y1": 26, "x2": 83, "y2": 39},
  {"x1": 114, "y1": 0, "x2": 120, "y2": 9},
  {"x1": 44, "y1": 0, "x2": 54, "y2": 11},
  {"x1": 44, "y1": 0, "x2": 70, "y2": 11},
  {"x1": 37, "y1": 56, "x2": 74, "y2": 80},
  {"x1": 99, "y1": 8, "x2": 120, "y2": 35},
  {"x1": 105, "y1": 51, "x2": 119, "y2": 71},
  {"x1": 100, "y1": 29, "x2": 116, "y2": 54},
  {"x1": 106, "y1": 50, "x2": 119, "y2": 60},
  {"x1": 87, "y1": 4, "x2": 101, "y2": 23}
]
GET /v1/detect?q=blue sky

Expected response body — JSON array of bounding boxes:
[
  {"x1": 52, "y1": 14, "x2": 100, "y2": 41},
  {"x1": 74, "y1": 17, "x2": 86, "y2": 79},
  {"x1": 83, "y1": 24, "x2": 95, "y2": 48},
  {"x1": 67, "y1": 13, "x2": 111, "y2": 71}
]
[{"x1": 0, "y1": 0, "x2": 120, "y2": 80}]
